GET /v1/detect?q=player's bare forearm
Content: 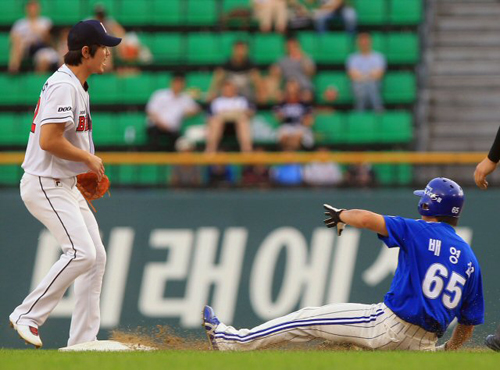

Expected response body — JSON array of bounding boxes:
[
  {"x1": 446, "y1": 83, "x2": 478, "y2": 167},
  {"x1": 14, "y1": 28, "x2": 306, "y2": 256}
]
[
  {"x1": 445, "y1": 324, "x2": 474, "y2": 350},
  {"x1": 40, "y1": 123, "x2": 104, "y2": 178},
  {"x1": 340, "y1": 209, "x2": 388, "y2": 236}
]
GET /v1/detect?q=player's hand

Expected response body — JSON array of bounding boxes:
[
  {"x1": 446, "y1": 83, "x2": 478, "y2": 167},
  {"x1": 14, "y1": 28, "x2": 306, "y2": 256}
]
[
  {"x1": 323, "y1": 204, "x2": 346, "y2": 236},
  {"x1": 85, "y1": 153, "x2": 104, "y2": 181},
  {"x1": 474, "y1": 157, "x2": 497, "y2": 190}
]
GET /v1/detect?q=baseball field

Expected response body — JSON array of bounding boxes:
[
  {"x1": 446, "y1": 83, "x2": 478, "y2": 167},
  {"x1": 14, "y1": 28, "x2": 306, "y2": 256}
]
[{"x1": 1, "y1": 349, "x2": 498, "y2": 370}]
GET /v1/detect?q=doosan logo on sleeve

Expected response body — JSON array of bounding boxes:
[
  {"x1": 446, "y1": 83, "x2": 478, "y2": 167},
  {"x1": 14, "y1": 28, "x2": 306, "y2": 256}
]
[{"x1": 57, "y1": 106, "x2": 72, "y2": 112}]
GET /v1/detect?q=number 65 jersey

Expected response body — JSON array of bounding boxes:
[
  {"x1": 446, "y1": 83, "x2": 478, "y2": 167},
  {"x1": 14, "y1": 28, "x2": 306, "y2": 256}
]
[
  {"x1": 22, "y1": 64, "x2": 93, "y2": 179},
  {"x1": 378, "y1": 216, "x2": 484, "y2": 337}
]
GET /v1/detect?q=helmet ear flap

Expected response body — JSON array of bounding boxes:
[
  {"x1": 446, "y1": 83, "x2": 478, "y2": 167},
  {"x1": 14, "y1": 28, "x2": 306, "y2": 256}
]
[{"x1": 422, "y1": 203, "x2": 430, "y2": 211}]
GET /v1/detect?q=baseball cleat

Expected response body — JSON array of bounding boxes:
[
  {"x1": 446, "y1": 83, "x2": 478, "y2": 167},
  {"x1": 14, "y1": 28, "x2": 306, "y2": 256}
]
[
  {"x1": 202, "y1": 305, "x2": 220, "y2": 351},
  {"x1": 485, "y1": 335, "x2": 500, "y2": 352},
  {"x1": 10, "y1": 320, "x2": 43, "y2": 348}
]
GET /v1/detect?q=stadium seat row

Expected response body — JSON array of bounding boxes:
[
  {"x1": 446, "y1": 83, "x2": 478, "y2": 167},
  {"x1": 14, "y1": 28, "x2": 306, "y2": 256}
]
[
  {"x1": 0, "y1": 71, "x2": 416, "y2": 105},
  {"x1": 0, "y1": 31, "x2": 418, "y2": 67},
  {"x1": 0, "y1": 0, "x2": 423, "y2": 27},
  {"x1": 0, "y1": 163, "x2": 412, "y2": 187},
  {"x1": 0, "y1": 110, "x2": 412, "y2": 147}
]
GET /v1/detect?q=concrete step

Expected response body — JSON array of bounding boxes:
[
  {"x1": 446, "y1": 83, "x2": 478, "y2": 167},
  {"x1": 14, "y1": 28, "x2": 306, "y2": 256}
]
[
  {"x1": 429, "y1": 76, "x2": 500, "y2": 88},
  {"x1": 431, "y1": 123, "x2": 498, "y2": 137},
  {"x1": 437, "y1": 3, "x2": 500, "y2": 17},
  {"x1": 430, "y1": 108, "x2": 500, "y2": 122},
  {"x1": 430, "y1": 90, "x2": 500, "y2": 106},
  {"x1": 436, "y1": 17, "x2": 500, "y2": 31},
  {"x1": 433, "y1": 32, "x2": 500, "y2": 47},
  {"x1": 427, "y1": 138, "x2": 493, "y2": 152},
  {"x1": 430, "y1": 61, "x2": 500, "y2": 75},
  {"x1": 432, "y1": 47, "x2": 500, "y2": 61}
]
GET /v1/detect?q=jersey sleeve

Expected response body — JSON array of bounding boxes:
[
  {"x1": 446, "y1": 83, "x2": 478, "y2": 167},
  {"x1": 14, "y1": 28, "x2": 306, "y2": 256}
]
[
  {"x1": 39, "y1": 83, "x2": 76, "y2": 127},
  {"x1": 457, "y1": 265, "x2": 485, "y2": 326},
  {"x1": 378, "y1": 216, "x2": 410, "y2": 251}
]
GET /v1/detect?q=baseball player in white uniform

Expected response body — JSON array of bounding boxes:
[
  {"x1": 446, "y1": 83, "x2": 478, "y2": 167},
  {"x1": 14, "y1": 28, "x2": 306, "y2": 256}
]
[{"x1": 9, "y1": 20, "x2": 121, "y2": 348}]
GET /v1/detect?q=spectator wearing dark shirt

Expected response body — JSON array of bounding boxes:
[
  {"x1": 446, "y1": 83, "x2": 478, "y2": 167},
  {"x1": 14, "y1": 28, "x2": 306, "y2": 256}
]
[
  {"x1": 208, "y1": 40, "x2": 263, "y2": 103},
  {"x1": 274, "y1": 79, "x2": 315, "y2": 150}
]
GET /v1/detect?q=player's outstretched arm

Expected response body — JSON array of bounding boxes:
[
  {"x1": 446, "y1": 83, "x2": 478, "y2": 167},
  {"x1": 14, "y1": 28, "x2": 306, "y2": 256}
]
[
  {"x1": 439, "y1": 324, "x2": 474, "y2": 351},
  {"x1": 324, "y1": 204, "x2": 388, "y2": 236}
]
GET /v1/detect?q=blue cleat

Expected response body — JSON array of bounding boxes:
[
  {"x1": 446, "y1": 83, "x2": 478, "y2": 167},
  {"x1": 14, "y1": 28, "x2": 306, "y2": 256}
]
[
  {"x1": 202, "y1": 305, "x2": 220, "y2": 350},
  {"x1": 485, "y1": 335, "x2": 500, "y2": 352}
]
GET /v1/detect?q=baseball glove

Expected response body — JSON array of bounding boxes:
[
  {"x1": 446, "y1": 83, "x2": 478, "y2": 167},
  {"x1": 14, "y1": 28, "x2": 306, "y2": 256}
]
[{"x1": 76, "y1": 172, "x2": 110, "y2": 212}]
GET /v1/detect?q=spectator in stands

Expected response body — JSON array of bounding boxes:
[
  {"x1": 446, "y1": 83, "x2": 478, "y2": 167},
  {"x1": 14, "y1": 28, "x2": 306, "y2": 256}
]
[
  {"x1": 347, "y1": 33, "x2": 386, "y2": 112},
  {"x1": 344, "y1": 163, "x2": 376, "y2": 187},
  {"x1": 208, "y1": 163, "x2": 237, "y2": 188},
  {"x1": 171, "y1": 138, "x2": 204, "y2": 188},
  {"x1": 274, "y1": 79, "x2": 315, "y2": 150},
  {"x1": 9, "y1": 0, "x2": 55, "y2": 73},
  {"x1": 92, "y1": 4, "x2": 152, "y2": 70},
  {"x1": 303, "y1": 147, "x2": 343, "y2": 186},
  {"x1": 276, "y1": 36, "x2": 316, "y2": 102},
  {"x1": 206, "y1": 80, "x2": 254, "y2": 153},
  {"x1": 312, "y1": 0, "x2": 357, "y2": 35},
  {"x1": 253, "y1": 0, "x2": 288, "y2": 34},
  {"x1": 208, "y1": 40, "x2": 264, "y2": 103},
  {"x1": 146, "y1": 73, "x2": 201, "y2": 152},
  {"x1": 241, "y1": 147, "x2": 271, "y2": 188}
]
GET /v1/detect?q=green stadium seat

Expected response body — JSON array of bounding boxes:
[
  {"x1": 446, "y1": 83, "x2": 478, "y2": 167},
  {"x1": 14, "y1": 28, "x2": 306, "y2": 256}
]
[
  {"x1": 186, "y1": 0, "x2": 218, "y2": 26},
  {"x1": 21, "y1": 73, "x2": 50, "y2": 104},
  {"x1": 0, "y1": 0, "x2": 24, "y2": 26},
  {"x1": 89, "y1": 74, "x2": 119, "y2": 104},
  {"x1": 143, "y1": 33, "x2": 184, "y2": 65},
  {"x1": 387, "y1": 33, "x2": 419, "y2": 64},
  {"x1": 115, "y1": 0, "x2": 152, "y2": 25},
  {"x1": 0, "y1": 74, "x2": 23, "y2": 104},
  {"x1": 346, "y1": 112, "x2": 377, "y2": 144},
  {"x1": 379, "y1": 111, "x2": 413, "y2": 143},
  {"x1": 313, "y1": 113, "x2": 347, "y2": 145},
  {"x1": 136, "y1": 165, "x2": 165, "y2": 185},
  {"x1": 187, "y1": 33, "x2": 223, "y2": 65},
  {"x1": 316, "y1": 33, "x2": 351, "y2": 64},
  {"x1": 118, "y1": 112, "x2": 147, "y2": 145},
  {"x1": 383, "y1": 72, "x2": 416, "y2": 104},
  {"x1": 150, "y1": 72, "x2": 172, "y2": 92},
  {"x1": 297, "y1": 32, "x2": 318, "y2": 61},
  {"x1": 186, "y1": 72, "x2": 213, "y2": 102},
  {"x1": 0, "y1": 33, "x2": 10, "y2": 66},
  {"x1": 314, "y1": 72, "x2": 352, "y2": 104},
  {"x1": 0, "y1": 114, "x2": 19, "y2": 145},
  {"x1": 119, "y1": 73, "x2": 154, "y2": 104},
  {"x1": 42, "y1": 0, "x2": 83, "y2": 25},
  {"x1": 181, "y1": 114, "x2": 205, "y2": 135},
  {"x1": 396, "y1": 164, "x2": 413, "y2": 185},
  {"x1": 252, "y1": 34, "x2": 285, "y2": 65},
  {"x1": 116, "y1": 165, "x2": 138, "y2": 185},
  {"x1": 223, "y1": 0, "x2": 251, "y2": 12},
  {"x1": 92, "y1": 113, "x2": 120, "y2": 146},
  {"x1": 152, "y1": 0, "x2": 183, "y2": 25},
  {"x1": 373, "y1": 164, "x2": 412, "y2": 185},
  {"x1": 0, "y1": 165, "x2": 23, "y2": 186},
  {"x1": 369, "y1": 32, "x2": 387, "y2": 54},
  {"x1": 389, "y1": 0, "x2": 422, "y2": 25},
  {"x1": 354, "y1": 0, "x2": 387, "y2": 25}
]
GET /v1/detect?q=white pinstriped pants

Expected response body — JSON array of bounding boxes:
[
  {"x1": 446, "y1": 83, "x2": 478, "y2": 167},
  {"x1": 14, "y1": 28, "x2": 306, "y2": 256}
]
[
  {"x1": 213, "y1": 302, "x2": 438, "y2": 351},
  {"x1": 9, "y1": 173, "x2": 106, "y2": 346}
]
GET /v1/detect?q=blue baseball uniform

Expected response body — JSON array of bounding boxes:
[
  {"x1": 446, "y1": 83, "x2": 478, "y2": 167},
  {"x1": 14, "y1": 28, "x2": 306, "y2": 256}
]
[{"x1": 380, "y1": 216, "x2": 484, "y2": 337}]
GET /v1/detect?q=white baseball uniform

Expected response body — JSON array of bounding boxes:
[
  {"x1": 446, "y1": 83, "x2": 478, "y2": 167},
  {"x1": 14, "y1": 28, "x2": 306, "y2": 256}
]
[
  {"x1": 212, "y1": 303, "x2": 437, "y2": 351},
  {"x1": 10, "y1": 64, "x2": 106, "y2": 346}
]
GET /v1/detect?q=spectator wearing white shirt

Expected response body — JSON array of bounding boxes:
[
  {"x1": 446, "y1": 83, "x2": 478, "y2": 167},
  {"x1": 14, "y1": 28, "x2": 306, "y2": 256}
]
[
  {"x1": 146, "y1": 73, "x2": 200, "y2": 151},
  {"x1": 347, "y1": 33, "x2": 386, "y2": 112},
  {"x1": 303, "y1": 147, "x2": 343, "y2": 186},
  {"x1": 206, "y1": 80, "x2": 254, "y2": 153},
  {"x1": 9, "y1": 0, "x2": 54, "y2": 73}
]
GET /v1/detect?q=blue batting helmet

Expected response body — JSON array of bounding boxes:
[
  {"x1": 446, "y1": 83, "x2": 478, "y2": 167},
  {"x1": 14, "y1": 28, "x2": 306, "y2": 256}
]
[{"x1": 413, "y1": 177, "x2": 465, "y2": 218}]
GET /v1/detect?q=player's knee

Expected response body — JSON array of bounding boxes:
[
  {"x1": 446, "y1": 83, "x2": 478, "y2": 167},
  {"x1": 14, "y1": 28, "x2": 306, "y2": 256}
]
[{"x1": 76, "y1": 248, "x2": 97, "y2": 270}]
